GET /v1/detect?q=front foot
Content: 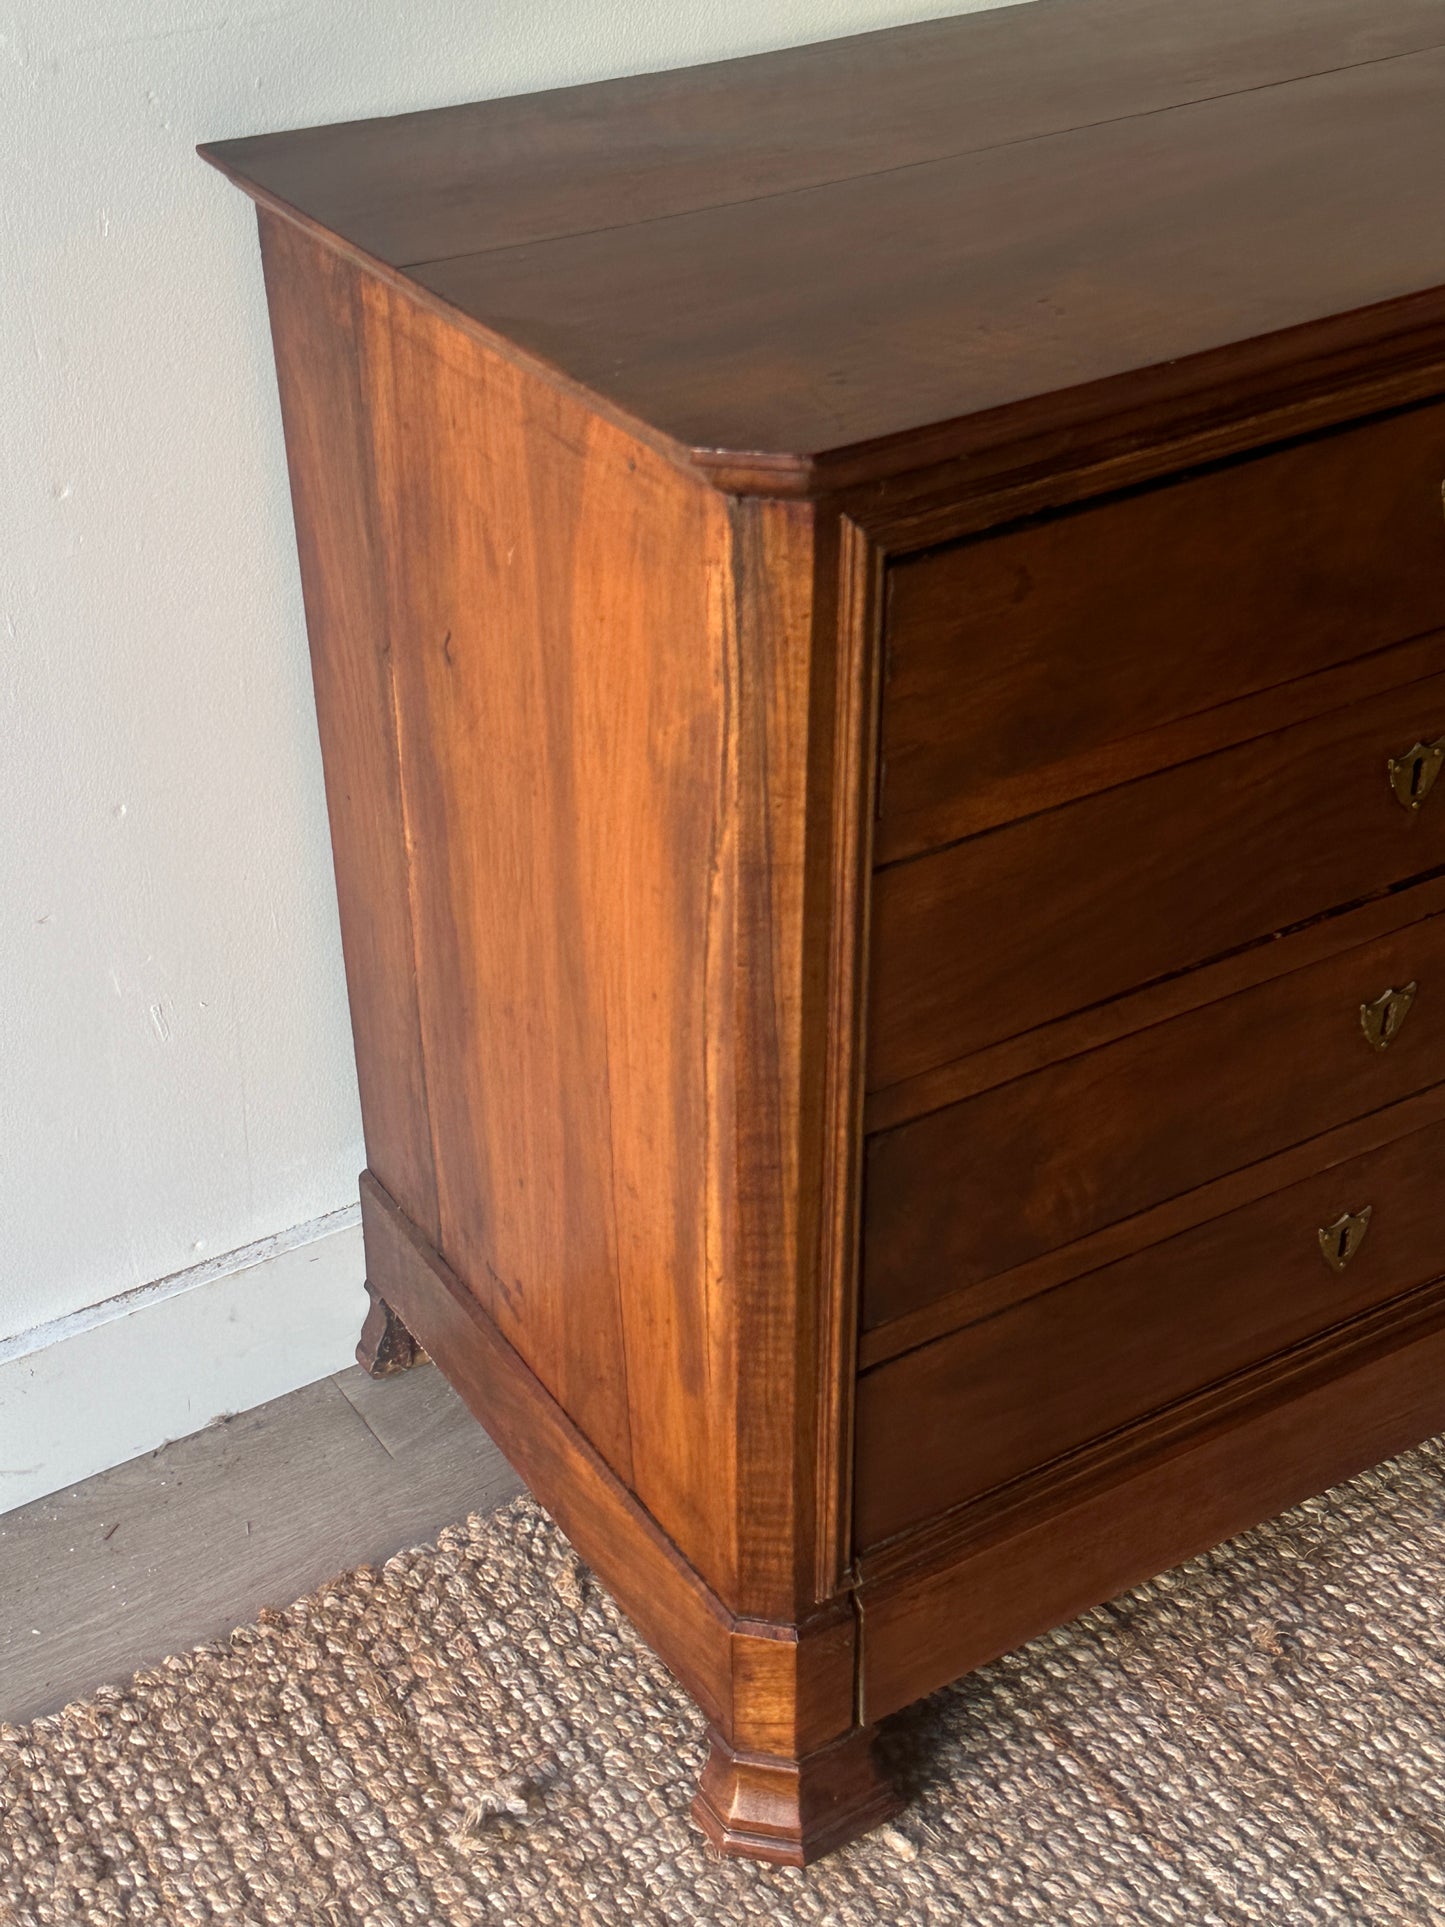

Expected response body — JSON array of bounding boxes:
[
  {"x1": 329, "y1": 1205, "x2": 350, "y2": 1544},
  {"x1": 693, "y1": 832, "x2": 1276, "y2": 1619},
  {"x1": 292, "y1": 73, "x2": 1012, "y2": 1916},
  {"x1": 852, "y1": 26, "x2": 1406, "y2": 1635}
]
[
  {"x1": 691, "y1": 1724, "x2": 901, "y2": 1865},
  {"x1": 356, "y1": 1281, "x2": 427, "y2": 1377}
]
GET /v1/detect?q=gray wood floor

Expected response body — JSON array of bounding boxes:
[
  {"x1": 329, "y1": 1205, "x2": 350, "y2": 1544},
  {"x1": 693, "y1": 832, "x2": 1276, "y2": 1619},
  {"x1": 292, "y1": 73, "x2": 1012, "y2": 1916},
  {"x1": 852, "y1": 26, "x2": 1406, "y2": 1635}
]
[{"x1": 0, "y1": 1363, "x2": 521, "y2": 1726}]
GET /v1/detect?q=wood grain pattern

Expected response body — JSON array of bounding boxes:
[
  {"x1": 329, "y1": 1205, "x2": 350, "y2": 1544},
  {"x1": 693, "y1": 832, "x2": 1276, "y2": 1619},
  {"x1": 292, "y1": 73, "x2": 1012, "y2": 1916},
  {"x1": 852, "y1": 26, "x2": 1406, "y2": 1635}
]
[
  {"x1": 864, "y1": 910, "x2": 1445, "y2": 1331},
  {"x1": 201, "y1": 0, "x2": 1445, "y2": 271},
  {"x1": 259, "y1": 215, "x2": 440, "y2": 1240},
  {"x1": 362, "y1": 1167, "x2": 875, "y2": 1831},
  {"x1": 727, "y1": 1597, "x2": 857, "y2": 1759},
  {"x1": 859, "y1": 1281, "x2": 1445, "y2": 1719},
  {"x1": 357, "y1": 263, "x2": 723, "y2": 1513},
  {"x1": 877, "y1": 623, "x2": 1445, "y2": 876},
  {"x1": 692, "y1": 1725, "x2": 899, "y2": 1868},
  {"x1": 262, "y1": 218, "x2": 872, "y2": 1634},
  {"x1": 862, "y1": 1079, "x2": 1445, "y2": 1370},
  {"x1": 808, "y1": 517, "x2": 884, "y2": 1599},
  {"x1": 717, "y1": 492, "x2": 820, "y2": 1614},
  {"x1": 865, "y1": 868, "x2": 1445, "y2": 1135},
  {"x1": 407, "y1": 47, "x2": 1445, "y2": 470},
  {"x1": 857, "y1": 1114, "x2": 1445, "y2": 1547},
  {"x1": 879, "y1": 405, "x2": 1445, "y2": 861},
  {"x1": 870, "y1": 669, "x2": 1445, "y2": 1089},
  {"x1": 205, "y1": 5, "x2": 1445, "y2": 490},
  {"x1": 360, "y1": 1168, "x2": 733, "y2": 1731},
  {"x1": 832, "y1": 336, "x2": 1445, "y2": 552},
  {"x1": 208, "y1": 2, "x2": 1445, "y2": 1862}
]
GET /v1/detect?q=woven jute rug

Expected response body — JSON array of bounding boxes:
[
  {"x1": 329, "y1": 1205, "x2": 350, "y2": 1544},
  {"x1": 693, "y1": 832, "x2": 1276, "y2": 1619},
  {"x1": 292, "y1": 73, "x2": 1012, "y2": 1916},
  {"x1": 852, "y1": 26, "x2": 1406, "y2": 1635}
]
[{"x1": 5, "y1": 1440, "x2": 1445, "y2": 1927}]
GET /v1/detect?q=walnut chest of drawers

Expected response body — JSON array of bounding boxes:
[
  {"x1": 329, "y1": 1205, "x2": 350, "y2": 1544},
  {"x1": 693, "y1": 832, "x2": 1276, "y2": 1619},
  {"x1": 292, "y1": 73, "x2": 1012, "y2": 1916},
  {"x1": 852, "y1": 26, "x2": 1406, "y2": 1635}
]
[{"x1": 202, "y1": 0, "x2": 1445, "y2": 1864}]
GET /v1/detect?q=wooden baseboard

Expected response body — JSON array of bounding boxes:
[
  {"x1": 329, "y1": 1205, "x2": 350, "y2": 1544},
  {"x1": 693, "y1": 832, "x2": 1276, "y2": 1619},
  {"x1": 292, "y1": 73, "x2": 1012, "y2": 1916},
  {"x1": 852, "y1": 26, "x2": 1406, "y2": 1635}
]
[
  {"x1": 859, "y1": 1289, "x2": 1445, "y2": 1720},
  {"x1": 358, "y1": 1172, "x2": 859, "y2": 1757}
]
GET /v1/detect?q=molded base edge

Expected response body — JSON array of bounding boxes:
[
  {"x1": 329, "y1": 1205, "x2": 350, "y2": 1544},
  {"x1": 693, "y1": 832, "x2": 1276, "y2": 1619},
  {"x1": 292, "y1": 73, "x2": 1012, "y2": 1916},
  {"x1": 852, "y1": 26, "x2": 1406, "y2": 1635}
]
[
  {"x1": 357, "y1": 1170, "x2": 897, "y2": 1861},
  {"x1": 692, "y1": 1725, "x2": 901, "y2": 1866}
]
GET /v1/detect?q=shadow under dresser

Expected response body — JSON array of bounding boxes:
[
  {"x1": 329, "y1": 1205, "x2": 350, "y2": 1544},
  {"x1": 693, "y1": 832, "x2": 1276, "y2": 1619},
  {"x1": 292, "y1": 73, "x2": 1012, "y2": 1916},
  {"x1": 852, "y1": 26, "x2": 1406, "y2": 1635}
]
[{"x1": 201, "y1": 0, "x2": 1445, "y2": 1863}]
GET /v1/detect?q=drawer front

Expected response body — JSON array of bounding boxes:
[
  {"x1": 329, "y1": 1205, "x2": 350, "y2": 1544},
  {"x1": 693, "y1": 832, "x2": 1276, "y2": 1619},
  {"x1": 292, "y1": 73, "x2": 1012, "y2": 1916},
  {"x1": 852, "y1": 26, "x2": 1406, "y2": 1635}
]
[
  {"x1": 864, "y1": 909, "x2": 1445, "y2": 1332},
  {"x1": 880, "y1": 401, "x2": 1445, "y2": 862},
  {"x1": 870, "y1": 665, "x2": 1445, "y2": 1090},
  {"x1": 855, "y1": 1111, "x2": 1445, "y2": 1550}
]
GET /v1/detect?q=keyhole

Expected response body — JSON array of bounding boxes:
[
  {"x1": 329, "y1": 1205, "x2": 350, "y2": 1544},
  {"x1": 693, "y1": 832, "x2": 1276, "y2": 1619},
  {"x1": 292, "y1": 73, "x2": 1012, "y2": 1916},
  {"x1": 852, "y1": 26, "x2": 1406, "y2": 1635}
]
[
  {"x1": 1318, "y1": 1206, "x2": 1372, "y2": 1272},
  {"x1": 1411, "y1": 757, "x2": 1430, "y2": 801}
]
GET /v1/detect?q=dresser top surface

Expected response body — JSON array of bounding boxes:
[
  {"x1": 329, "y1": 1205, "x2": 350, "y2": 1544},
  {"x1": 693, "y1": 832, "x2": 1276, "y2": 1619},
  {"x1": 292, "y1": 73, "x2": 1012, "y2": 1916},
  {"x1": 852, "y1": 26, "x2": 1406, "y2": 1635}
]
[{"x1": 202, "y1": 0, "x2": 1445, "y2": 483}]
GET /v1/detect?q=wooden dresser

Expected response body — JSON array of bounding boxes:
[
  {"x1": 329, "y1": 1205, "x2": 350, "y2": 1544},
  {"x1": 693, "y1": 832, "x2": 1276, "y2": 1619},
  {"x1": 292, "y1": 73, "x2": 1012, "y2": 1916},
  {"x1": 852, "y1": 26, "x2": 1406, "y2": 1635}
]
[{"x1": 202, "y1": 0, "x2": 1445, "y2": 1865}]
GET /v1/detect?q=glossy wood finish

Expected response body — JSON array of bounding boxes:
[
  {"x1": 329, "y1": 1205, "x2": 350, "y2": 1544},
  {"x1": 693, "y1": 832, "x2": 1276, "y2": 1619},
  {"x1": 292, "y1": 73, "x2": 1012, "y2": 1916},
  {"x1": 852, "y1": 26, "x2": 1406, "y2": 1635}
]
[
  {"x1": 260, "y1": 225, "x2": 440, "y2": 1243},
  {"x1": 252, "y1": 198, "x2": 874, "y2": 1858},
  {"x1": 408, "y1": 49, "x2": 1445, "y2": 468},
  {"x1": 858, "y1": 1111, "x2": 1445, "y2": 1548},
  {"x1": 865, "y1": 1078, "x2": 1445, "y2": 1372},
  {"x1": 880, "y1": 405, "x2": 1445, "y2": 861},
  {"x1": 871, "y1": 668, "x2": 1445, "y2": 1089},
  {"x1": 262, "y1": 211, "x2": 862, "y2": 1627},
  {"x1": 866, "y1": 865, "x2": 1445, "y2": 1135},
  {"x1": 864, "y1": 908, "x2": 1445, "y2": 1332},
  {"x1": 204, "y1": 2, "x2": 1445, "y2": 486},
  {"x1": 361, "y1": 1169, "x2": 884, "y2": 1849},
  {"x1": 200, "y1": 0, "x2": 1445, "y2": 272},
  {"x1": 361, "y1": 1171, "x2": 730, "y2": 1731},
  {"x1": 356, "y1": 247, "x2": 716, "y2": 1510},
  {"x1": 859, "y1": 1282, "x2": 1445, "y2": 1720},
  {"x1": 204, "y1": 0, "x2": 1445, "y2": 1864},
  {"x1": 693, "y1": 1727, "x2": 900, "y2": 1867}
]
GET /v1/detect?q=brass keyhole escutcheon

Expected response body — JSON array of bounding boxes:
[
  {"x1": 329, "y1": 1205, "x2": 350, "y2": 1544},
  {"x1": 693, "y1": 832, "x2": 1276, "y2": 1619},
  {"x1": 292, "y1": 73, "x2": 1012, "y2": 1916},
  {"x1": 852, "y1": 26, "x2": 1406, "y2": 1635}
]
[
  {"x1": 1360, "y1": 981, "x2": 1417, "y2": 1051},
  {"x1": 1387, "y1": 739, "x2": 1445, "y2": 811},
  {"x1": 1318, "y1": 1206, "x2": 1372, "y2": 1274}
]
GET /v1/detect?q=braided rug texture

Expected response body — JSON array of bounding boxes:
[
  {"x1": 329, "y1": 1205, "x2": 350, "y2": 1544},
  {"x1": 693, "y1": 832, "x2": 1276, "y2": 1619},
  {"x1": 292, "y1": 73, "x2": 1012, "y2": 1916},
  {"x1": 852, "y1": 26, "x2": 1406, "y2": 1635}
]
[{"x1": 5, "y1": 1438, "x2": 1445, "y2": 1927}]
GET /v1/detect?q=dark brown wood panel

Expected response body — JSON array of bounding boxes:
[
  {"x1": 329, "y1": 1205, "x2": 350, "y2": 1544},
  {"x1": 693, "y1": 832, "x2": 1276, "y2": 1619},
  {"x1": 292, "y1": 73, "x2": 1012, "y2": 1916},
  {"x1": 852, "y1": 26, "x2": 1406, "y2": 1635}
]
[
  {"x1": 879, "y1": 407, "x2": 1445, "y2": 861},
  {"x1": 408, "y1": 48, "x2": 1445, "y2": 466},
  {"x1": 865, "y1": 910, "x2": 1445, "y2": 1331},
  {"x1": 200, "y1": 0, "x2": 1445, "y2": 271},
  {"x1": 866, "y1": 867, "x2": 1445, "y2": 1133},
  {"x1": 258, "y1": 214, "x2": 440, "y2": 1242},
  {"x1": 864, "y1": 1081, "x2": 1445, "y2": 1369},
  {"x1": 870, "y1": 670, "x2": 1445, "y2": 1090},
  {"x1": 856, "y1": 1112, "x2": 1445, "y2": 1548},
  {"x1": 867, "y1": 867, "x2": 1445, "y2": 1133},
  {"x1": 859, "y1": 1285, "x2": 1445, "y2": 1719}
]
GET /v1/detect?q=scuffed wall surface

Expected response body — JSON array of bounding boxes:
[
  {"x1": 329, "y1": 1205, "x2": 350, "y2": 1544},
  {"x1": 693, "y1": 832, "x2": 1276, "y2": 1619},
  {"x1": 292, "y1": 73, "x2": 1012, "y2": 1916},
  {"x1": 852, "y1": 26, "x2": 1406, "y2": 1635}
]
[{"x1": 0, "y1": 0, "x2": 1016, "y2": 1342}]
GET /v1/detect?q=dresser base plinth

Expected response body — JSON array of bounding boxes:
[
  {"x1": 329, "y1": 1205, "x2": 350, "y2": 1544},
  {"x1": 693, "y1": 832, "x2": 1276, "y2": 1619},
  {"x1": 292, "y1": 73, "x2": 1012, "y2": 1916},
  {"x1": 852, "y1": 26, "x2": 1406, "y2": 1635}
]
[
  {"x1": 356, "y1": 1280, "x2": 427, "y2": 1379},
  {"x1": 691, "y1": 1726, "x2": 901, "y2": 1866}
]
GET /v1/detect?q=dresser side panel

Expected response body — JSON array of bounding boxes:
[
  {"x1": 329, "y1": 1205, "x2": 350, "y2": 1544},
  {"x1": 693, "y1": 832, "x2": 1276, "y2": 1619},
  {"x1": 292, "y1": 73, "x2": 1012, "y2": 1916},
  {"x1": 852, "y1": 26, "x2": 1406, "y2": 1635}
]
[
  {"x1": 351, "y1": 273, "x2": 757, "y2": 1574},
  {"x1": 257, "y1": 212, "x2": 440, "y2": 1241}
]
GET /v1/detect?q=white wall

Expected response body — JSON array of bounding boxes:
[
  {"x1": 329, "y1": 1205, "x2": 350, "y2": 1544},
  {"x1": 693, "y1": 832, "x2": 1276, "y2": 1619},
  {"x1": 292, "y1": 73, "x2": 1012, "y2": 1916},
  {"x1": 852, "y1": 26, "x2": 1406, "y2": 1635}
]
[{"x1": 0, "y1": 0, "x2": 1014, "y2": 1508}]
